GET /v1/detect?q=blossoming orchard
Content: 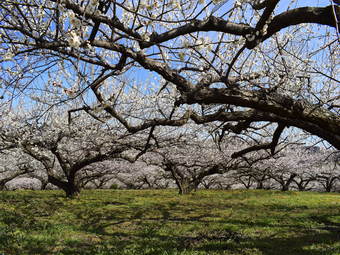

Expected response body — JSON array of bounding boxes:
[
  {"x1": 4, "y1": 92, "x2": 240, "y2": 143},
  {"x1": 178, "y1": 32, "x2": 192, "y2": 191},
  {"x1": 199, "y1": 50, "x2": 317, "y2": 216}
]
[{"x1": 0, "y1": 0, "x2": 339, "y2": 196}]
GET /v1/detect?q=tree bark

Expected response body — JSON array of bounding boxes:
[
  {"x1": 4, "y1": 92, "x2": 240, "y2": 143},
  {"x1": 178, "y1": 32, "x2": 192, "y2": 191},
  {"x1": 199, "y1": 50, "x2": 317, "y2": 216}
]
[
  {"x1": 48, "y1": 175, "x2": 80, "y2": 198},
  {"x1": 178, "y1": 179, "x2": 196, "y2": 195}
]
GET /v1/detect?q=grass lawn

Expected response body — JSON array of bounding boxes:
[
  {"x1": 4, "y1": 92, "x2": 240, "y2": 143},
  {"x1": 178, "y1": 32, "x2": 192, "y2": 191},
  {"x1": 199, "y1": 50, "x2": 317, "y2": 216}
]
[{"x1": 1, "y1": 189, "x2": 340, "y2": 255}]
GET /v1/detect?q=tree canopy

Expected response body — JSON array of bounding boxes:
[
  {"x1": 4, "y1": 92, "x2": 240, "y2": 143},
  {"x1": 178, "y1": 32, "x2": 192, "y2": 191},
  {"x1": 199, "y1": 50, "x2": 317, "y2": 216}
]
[{"x1": 0, "y1": 0, "x2": 339, "y2": 155}]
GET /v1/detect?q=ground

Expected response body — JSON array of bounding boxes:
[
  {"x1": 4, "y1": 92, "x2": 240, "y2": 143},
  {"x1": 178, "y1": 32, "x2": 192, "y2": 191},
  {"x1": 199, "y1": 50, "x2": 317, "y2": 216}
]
[{"x1": 1, "y1": 189, "x2": 340, "y2": 255}]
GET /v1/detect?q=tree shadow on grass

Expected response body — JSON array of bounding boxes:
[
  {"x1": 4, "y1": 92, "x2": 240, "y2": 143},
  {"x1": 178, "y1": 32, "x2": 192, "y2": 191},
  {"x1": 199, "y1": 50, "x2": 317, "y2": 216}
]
[
  {"x1": 2, "y1": 191, "x2": 340, "y2": 255},
  {"x1": 2, "y1": 227, "x2": 339, "y2": 255},
  {"x1": 69, "y1": 203, "x2": 340, "y2": 255},
  {"x1": 18, "y1": 228, "x2": 339, "y2": 255},
  {"x1": 197, "y1": 231, "x2": 340, "y2": 255}
]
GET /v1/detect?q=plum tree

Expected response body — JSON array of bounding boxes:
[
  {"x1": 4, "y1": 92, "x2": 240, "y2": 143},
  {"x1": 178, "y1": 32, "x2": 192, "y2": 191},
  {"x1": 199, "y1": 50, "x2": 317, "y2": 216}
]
[
  {"x1": 141, "y1": 134, "x2": 243, "y2": 194},
  {"x1": 0, "y1": 105, "x2": 145, "y2": 197},
  {"x1": 0, "y1": 0, "x2": 338, "y2": 157}
]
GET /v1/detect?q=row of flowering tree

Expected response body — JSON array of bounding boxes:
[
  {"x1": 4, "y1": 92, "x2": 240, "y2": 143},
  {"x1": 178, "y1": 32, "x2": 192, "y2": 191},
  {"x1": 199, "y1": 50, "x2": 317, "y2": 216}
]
[
  {"x1": 0, "y1": 0, "x2": 339, "y2": 197},
  {"x1": 0, "y1": 103, "x2": 152, "y2": 197},
  {"x1": 231, "y1": 145, "x2": 340, "y2": 192},
  {"x1": 1, "y1": 104, "x2": 338, "y2": 195}
]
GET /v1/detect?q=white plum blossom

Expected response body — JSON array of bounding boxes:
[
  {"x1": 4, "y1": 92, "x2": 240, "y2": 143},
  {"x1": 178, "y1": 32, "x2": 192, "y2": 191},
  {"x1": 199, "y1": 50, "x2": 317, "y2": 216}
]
[
  {"x1": 3, "y1": 52, "x2": 14, "y2": 61},
  {"x1": 67, "y1": 31, "x2": 82, "y2": 48},
  {"x1": 0, "y1": 0, "x2": 338, "y2": 174}
]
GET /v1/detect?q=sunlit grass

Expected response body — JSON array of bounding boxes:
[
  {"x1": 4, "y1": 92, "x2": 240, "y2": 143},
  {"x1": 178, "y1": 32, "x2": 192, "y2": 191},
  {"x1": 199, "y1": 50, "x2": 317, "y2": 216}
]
[{"x1": 1, "y1": 189, "x2": 340, "y2": 254}]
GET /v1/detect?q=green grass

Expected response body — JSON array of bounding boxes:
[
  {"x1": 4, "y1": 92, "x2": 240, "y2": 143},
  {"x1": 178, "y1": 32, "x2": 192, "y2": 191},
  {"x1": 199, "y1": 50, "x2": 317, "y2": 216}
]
[{"x1": 1, "y1": 189, "x2": 340, "y2": 255}]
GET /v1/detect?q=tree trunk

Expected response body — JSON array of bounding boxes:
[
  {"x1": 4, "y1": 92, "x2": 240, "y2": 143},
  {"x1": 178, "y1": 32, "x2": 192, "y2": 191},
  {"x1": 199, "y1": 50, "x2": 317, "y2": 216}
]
[
  {"x1": 64, "y1": 184, "x2": 81, "y2": 198},
  {"x1": 281, "y1": 174, "x2": 297, "y2": 192},
  {"x1": 325, "y1": 179, "x2": 333, "y2": 192},
  {"x1": 281, "y1": 184, "x2": 289, "y2": 191},
  {"x1": 48, "y1": 175, "x2": 80, "y2": 198},
  {"x1": 0, "y1": 183, "x2": 6, "y2": 191},
  {"x1": 178, "y1": 179, "x2": 195, "y2": 195},
  {"x1": 297, "y1": 183, "x2": 305, "y2": 191},
  {"x1": 256, "y1": 181, "x2": 264, "y2": 190},
  {"x1": 40, "y1": 181, "x2": 48, "y2": 190}
]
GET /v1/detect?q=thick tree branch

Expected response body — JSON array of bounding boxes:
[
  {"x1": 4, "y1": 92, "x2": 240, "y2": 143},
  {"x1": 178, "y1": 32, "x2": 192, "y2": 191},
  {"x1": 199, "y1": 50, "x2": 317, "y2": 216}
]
[
  {"x1": 231, "y1": 122, "x2": 285, "y2": 158},
  {"x1": 247, "y1": 5, "x2": 340, "y2": 48},
  {"x1": 140, "y1": 16, "x2": 253, "y2": 49},
  {"x1": 255, "y1": 0, "x2": 280, "y2": 31}
]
